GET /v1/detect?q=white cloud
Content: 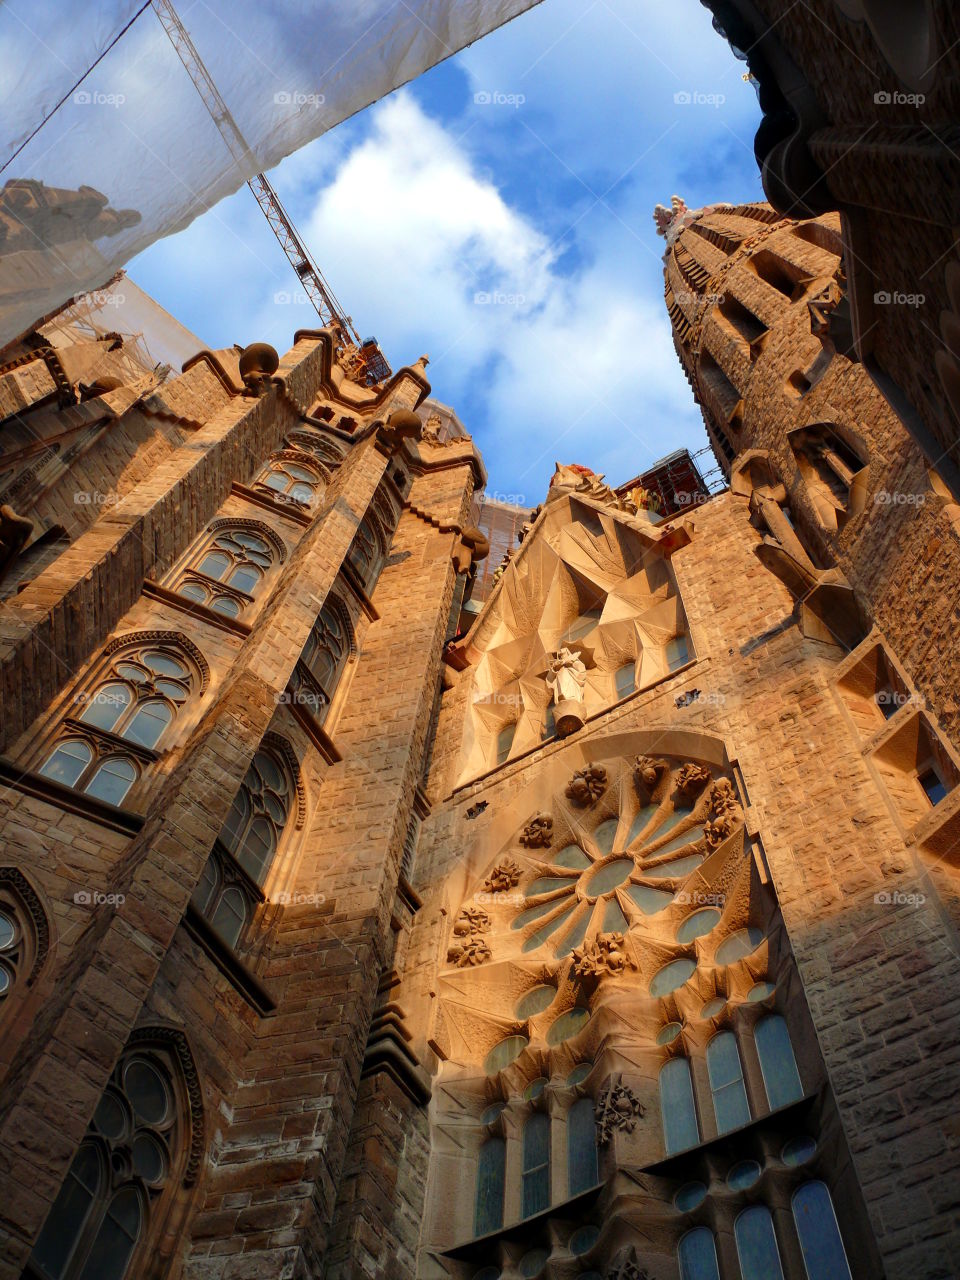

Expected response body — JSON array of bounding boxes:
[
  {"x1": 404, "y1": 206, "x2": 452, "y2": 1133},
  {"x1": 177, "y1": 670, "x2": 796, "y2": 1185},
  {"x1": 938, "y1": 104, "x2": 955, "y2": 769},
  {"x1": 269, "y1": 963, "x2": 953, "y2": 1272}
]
[{"x1": 293, "y1": 92, "x2": 703, "y2": 500}]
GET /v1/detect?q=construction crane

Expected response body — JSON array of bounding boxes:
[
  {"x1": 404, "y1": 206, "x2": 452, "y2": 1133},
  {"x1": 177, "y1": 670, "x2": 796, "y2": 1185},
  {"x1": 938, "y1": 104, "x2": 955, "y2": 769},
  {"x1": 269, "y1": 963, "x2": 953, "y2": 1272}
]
[{"x1": 150, "y1": 0, "x2": 391, "y2": 386}]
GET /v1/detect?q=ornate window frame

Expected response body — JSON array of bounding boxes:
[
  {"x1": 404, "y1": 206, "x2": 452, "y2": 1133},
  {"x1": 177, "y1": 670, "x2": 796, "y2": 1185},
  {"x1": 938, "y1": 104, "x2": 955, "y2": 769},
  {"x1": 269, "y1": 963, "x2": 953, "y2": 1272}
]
[
  {"x1": 168, "y1": 518, "x2": 286, "y2": 619},
  {"x1": 253, "y1": 448, "x2": 328, "y2": 510}
]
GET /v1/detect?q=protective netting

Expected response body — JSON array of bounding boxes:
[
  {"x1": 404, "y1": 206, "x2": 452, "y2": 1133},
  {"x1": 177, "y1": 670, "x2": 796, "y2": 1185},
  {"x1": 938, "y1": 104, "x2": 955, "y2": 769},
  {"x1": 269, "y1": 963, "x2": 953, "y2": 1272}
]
[{"x1": 0, "y1": 0, "x2": 543, "y2": 346}]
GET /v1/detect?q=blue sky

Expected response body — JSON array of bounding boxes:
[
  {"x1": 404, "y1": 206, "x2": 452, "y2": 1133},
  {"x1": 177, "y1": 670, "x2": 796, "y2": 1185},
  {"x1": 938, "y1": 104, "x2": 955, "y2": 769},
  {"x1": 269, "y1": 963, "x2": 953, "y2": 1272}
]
[{"x1": 130, "y1": 0, "x2": 763, "y2": 505}]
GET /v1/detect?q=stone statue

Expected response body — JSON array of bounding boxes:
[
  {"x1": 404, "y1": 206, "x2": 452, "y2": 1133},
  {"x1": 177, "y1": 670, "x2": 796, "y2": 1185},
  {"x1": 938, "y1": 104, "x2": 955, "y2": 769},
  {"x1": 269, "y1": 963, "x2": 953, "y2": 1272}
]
[{"x1": 546, "y1": 647, "x2": 588, "y2": 737}]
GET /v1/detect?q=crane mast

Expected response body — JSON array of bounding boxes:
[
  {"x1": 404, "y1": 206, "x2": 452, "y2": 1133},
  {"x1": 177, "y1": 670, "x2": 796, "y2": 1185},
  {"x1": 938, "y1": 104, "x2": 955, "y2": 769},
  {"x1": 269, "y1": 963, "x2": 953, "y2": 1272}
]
[{"x1": 150, "y1": 0, "x2": 391, "y2": 384}]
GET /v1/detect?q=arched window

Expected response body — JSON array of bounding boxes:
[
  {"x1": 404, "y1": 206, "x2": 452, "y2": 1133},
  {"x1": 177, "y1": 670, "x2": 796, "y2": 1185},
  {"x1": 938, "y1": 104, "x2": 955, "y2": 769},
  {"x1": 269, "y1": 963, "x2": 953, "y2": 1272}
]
[
  {"x1": 474, "y1": 1137, "x2": 505, "y2": 1236},
  {"x1": 792, "y1": 1181, "x2": 852, "y2": 1280},
  {"x1": 542, "y1": 703, "x2": 556, "y2": 740},
  {"x1": 615, "y1": 662, "x2": 635, "y2": 699},
  {"x1": 176, "y1": 526, "x2": 277, "y2": 617},
  {"x1": 191, "y1": 854, "x2": 251, "y2": 948},
  {"x1": 735, "y1": 1205, "x2": 785, "y2": 1280},
  {"x1": 678, "y1": 1227, "x2": 721, "y2": 1280},
  {"x1": 255, "y1": 454, "x2": 323, "y2": 506},
  {"x1": 521, "y1": 1112, "x2": 550, "y2": 1218},
  {"x1": 218, "y1": 748, "x2": 293, "y2": 885},
  {"x1": 755, "y1": 1014, "x2": 804, "y2": 1110},
  {"x1": 299, "y1": 602, "x2": 352, "y2": 721},
  {"x1": 666, "y1": 634, "x2": 690, "y2": 670},
  {"x1": 706, "y1": 1030, "x2": 751, "y2": 1134},
  {"x1": 347, "y1": 515, "x2": 384, "y2": 588},
  {"x1": 28, "y1": 1039, "x2": 195, "y2": 1280},
  {"x1": 39, "y1": 645, "x2": 197, "y2": 806},
  {"x1": 496, "y1": 723, "x2": 516, "y2": 767},
  {"x1": 567, "y1": 1097, "x2": 598, "y2": 1195},
  {"x1": 659, "y1": 1058, "x2": 700, "y2": 1154}
]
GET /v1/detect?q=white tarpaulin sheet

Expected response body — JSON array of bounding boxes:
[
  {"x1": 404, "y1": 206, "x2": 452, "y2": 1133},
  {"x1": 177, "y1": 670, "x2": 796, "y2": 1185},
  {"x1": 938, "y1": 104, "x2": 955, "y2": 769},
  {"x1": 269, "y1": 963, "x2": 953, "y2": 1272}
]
[{"x1": 0, "y1": 0, "x2": 543, "y2": 344}]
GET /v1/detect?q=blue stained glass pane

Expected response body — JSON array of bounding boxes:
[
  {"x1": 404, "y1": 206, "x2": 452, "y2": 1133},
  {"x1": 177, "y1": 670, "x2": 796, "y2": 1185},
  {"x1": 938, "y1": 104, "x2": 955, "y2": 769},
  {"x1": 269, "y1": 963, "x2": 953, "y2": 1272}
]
[
  {"x1": 755, "y1": 1015, "x2": 804, "y2": 1110},
  {"x1": 547, "y1": 1007, "x2": 590, "y2": 1045},
  {"x1": 657, "y1": 1021, "x2": 683, "y2": 1045},
  {"x1": 474, "y1": 1138, "x2": 505, "y2": 1236},
  {"x1": 644, "y1": 853, "x2": 703, "y2": 879},
  {"x1": 660, "y1": 1058, "x2": 700, "y2": 1153},
  {"x1": 650, "y1": 957, "x2": 697, "y2": 997},
  {"x1": 513, "y1": 899, "x2": 567, "y2": 930},
  {"x1": 567, "y1": 1097, "x2": 599, "y2": 1195},
  {"x1": 715, "y1": 927, "x2": 765, "y2": 966},
  {"x1": 735, "y1": 1206, "x2": 785, "y2": 1280},
  {"x1": 566, "y1": 1062, "x2": 593, "y2": 1086},
  {"x1": 675, "y1": 1182, "x2": 708, "y2": 1213},
  {"x1": 667, "y1": 635, "x2": 691, "y2": 670},
  {"x1": 699, "y1": 997, "x2": 726, "y2": 1019},
  {"x1": 519, "y1": 1248, "x2": 549, "y2": 1277},
  {"x1": 782, "y1": 1135, "x2": 817, "y2": 1166},
  {"x1": 603, "y1": 896, "x2": 628, "y2": 932},
  {"x1": 626, "y1": 884, "x2": 674, "y2": 913},
  {"x1": 570, "y1": 1224, "x2": 600, "y2": 1255},
  {"x1": 525, "y1": 876, "x2": 577, "y2": 898},
  {"x1": 792, "y1": 1181, "x2": 852, "y2": 1280},
  {"x1": 678, "y1": 1227, "x2": 720, "y2": 1280},
  {"x1": 516, "y1": 985, "x2": 556, "y2": 1020},
  {"x1": 644, "y1": 808, "x2": 693, "y2": 843},
  {"x1": 707, "y1": 1032, "x2": 751, "y2": 1134},
  {"x1": 747, "y1": 981, "x2": 777, "y2": 1002},
  {"x1": 522, "y1": 904, "x2": 575, "y2": 952},
  {"x1": 555, "y1": 906, "x2": 593, "y2": 958},
  {"x1": 484, "y1": 1036, "x2": 528, "y2": 1075},
  {"x1": 676, "y1": 908, "x2": 721, "y2": 944},
  {"x1": 727, "y1": 1159, "x2": 761, "y2": 1190},
  {"x1": 584, "y1": 858, "x2": 632, "y2": 895},
  {"x1": 593, "y1": 818, "x2": 619, "y2": 852},
  {"x1": 653, "y1": 823, "x2": 706, "y2": 856},
  {"x1": 521, "y1": 1114, "x2": 550, "y2": 1218},
  {"x1": 615, "y1": 663, "x2": 635, "y2": 698},
  {"x1": 626, "y1": 803, "x2": 659, "y2": 845},
  {"x1": 554, "y1": 844, "x2": 591, "y2": 869}
]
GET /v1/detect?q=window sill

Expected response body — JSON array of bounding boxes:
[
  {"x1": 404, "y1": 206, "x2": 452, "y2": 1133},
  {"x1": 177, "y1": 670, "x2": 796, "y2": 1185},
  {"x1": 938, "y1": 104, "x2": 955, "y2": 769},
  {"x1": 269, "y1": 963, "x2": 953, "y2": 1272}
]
[
  {"x1": 231, "y1": 482, "x2": 312, "y2": 527},
  {"x1": 183, "y1": 903, "x2": 276, "y2": 1015},
  {"x1": 442, "y1": 1183, "x2": 604, "y2": 1260},
  {"x1": 0, "y1": 757, "x2": 144, "y2": 835},
  {"x1": 141, "y1": 580, "x2": 253, "y2": 638}
]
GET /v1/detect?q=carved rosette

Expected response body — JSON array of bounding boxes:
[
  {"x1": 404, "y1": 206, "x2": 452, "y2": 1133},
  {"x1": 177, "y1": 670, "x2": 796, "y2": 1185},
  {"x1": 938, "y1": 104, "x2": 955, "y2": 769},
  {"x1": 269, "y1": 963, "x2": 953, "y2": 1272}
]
[
  {"x1": 519, "y1": 814, "x2": 553, "y2": 849},
  {"x1": 634, "y1": 755, "x2": 668, "y2": 792},
  {"x1": 565, "y1": 764, "x2": 607, "y2": 805},
  {"x1": 482, "y1": 858, "x2": 522, "y2": 893},
  {"x1": 704, "y1": 777, "x2": 743, "y2": 848},
  {"x1": 447, "y1": 904, "x2": 492, "y2": 967},
  {"x1": 676, "y1": 761, "x2": 712, "y2": 796},
  {"x1": 595, "y1": 1078, "x2": 645, "y2": 1145},
  {"x1": 570, "y1": 931, "x2": 628, "y2": 981}
]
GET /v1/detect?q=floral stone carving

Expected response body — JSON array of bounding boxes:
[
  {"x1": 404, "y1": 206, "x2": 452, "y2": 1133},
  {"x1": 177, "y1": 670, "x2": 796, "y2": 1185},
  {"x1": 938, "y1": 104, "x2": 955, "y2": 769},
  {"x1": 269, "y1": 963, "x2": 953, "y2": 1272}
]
[
  {"x1": 634, "y1": 755, "x2": 668, "y2": 791},
  {"x1": 447, "y1": 905, "x2": 492, "y2": 967},
  {"x1": 606, "y1": 1253, "x2": 651, "y2": 1280},
  {"x1": 595, "y1": 1079, "x2": 645, "y2": 1144},
  {"x1": 565, "y1": 764, "x2": 607, "y2": 805},
  {"x1": 482, "y1": 858, "x2": 522, "y2": 893},
  {"x1": 570, "y1": 931, "x2": 628, "y2": 980},
  {"x1": 519, "y1": 814, "x2": 553, "y2": 849},
  {"x1": 676, "y1": 761, "x2": 712, "y2": 796},
  {"x1": 704, "y1": 777, "x2": 743, "y2": 848}
]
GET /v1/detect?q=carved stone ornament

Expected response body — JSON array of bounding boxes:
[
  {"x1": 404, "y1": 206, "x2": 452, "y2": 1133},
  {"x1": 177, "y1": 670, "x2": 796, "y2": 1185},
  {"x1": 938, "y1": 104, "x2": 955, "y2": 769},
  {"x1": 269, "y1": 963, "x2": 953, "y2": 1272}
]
[
  {"x1": 595, "y1": 1079, "x2": 645, "y2": 1144},
  {"x1": 565, "y1": 764, "x2": 607, "y2": 805},
  {"x1": 606, "y1": 1251, "x2": 651, "y2": 1280},
  {"x1": 447, "y1": 904, "x2": 492, "y2": 966},
  {"x1": 570, "y1": 931, "x2": 628, "y2": 980},
  {"x1": 634, "y1": 755, "x2": 668, "y2": 791},
  {"x1": 519, "y1": 815, "x2": 553, "y2": 849},
  {"x1": 482, "y1": 858, "x2": 523, "y2": 892},
  {"x1": 676, "y1": 761, "x2": 713, "y2": 796},
  {"x1": 704, "y1": 777, "x2": 743, "y2": 848}
]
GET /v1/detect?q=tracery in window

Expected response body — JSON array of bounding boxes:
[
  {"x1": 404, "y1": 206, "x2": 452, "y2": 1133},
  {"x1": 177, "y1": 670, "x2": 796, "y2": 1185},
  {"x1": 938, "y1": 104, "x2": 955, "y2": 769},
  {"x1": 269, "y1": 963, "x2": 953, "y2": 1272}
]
[
  {"x1": 346, "y1": 513, "x2": 387, "y2": 588},
  {"x1": 39, "y1": 644, "x2": 198, "y2": 806},
  {"x1": 28, "y1": 1036, "x2": 199, "y2": 1280},
  {"x1": 219, "y1": 747, "x2": 293, "y2": 885},
  {"x1": 175, "y1": 525, "x2": 279, "y2": 617},
  {"x1": 297, "y1": 599, "x2": 354, "y2": 723},
  {"x1": 254, "y1": 452, "x2": 324, "y2": 507},
  {"x1": 0, "y1": 869, "x2": 47, "y2": 1006}
]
